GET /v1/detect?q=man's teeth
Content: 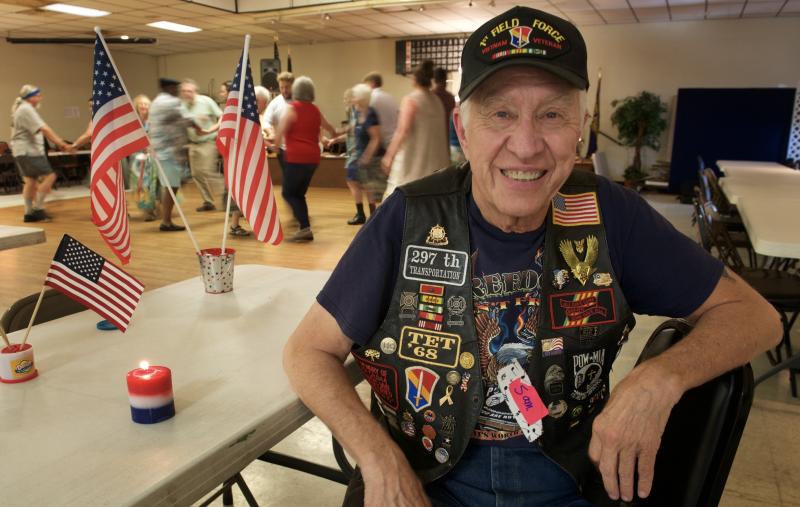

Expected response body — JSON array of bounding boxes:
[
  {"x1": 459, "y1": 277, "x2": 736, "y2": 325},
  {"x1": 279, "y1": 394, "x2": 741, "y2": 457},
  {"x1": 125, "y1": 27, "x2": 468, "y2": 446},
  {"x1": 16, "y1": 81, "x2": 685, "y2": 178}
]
[{"x1": 501, "y1": 170, "x2": 544, "y2": 181}]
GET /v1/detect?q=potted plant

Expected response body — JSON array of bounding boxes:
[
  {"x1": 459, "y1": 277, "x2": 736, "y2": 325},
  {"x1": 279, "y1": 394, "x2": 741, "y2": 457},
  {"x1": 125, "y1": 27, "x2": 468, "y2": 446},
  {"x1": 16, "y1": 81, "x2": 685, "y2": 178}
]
[{"x1": 610, "y1": 91, "x2": 667, "y2": 188}]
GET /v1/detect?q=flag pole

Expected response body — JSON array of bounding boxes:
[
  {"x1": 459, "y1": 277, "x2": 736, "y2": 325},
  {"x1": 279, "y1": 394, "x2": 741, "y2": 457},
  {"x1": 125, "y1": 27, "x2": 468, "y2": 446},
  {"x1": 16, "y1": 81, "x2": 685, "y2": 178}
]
[
  {"x1": 94, "y1": 27, "x2": 201, "y2": 256},
  {"x1": 221, "y1": 34, "x2": 251, "y2": 255},
  {"x1": 21, "y1": 286, "x2": 47, "y2": 346},
  {"x1": 0, "y1": 324, "x2": 11, "y2": 348}
]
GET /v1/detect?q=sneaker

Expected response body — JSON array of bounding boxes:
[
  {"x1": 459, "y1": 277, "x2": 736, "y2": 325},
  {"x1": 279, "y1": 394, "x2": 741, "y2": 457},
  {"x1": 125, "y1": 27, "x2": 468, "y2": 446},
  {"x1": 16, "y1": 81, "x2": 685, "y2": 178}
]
[
  {"x1": 290, "y1": 227, "x2": 314, "y2": 242},
  {"x1": 229, "y1": 225, "x2": 251, "y2": 237},
  {"x1": 159, "y1": 223, "x2": 186, "y2": 232},
  {"x1": 347, "y1": 214, "x2": 366, "y2": 225},
  {"x1": 196, "y1": 202, "x2": 216, "y2": 212}
]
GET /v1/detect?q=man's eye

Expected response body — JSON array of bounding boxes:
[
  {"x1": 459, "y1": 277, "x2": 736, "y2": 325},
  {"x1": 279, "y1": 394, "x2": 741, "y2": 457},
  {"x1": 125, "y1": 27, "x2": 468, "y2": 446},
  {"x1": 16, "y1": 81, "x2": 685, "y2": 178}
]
[
  {"x1": 543, "y1": 111, "x2": 561, "y2": 120},
  {"x1": 494, "y1": 111, "x2": 510, "y2": 119}
]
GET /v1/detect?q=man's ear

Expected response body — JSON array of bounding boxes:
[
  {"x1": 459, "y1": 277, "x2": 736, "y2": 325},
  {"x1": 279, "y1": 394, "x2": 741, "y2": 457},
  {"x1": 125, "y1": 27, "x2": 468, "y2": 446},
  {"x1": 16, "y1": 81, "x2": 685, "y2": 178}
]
[{"x1": 453, "y1": 106, "x2": 469, "y2": 158}]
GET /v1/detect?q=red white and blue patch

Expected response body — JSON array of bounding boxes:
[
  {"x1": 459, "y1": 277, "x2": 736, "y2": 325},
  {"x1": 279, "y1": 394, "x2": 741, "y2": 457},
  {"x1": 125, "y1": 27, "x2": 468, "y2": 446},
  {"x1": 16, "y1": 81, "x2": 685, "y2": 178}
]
[
  {"x1": 405, "y1": 366, "x2": 440, "y2": 412},
  {"x1": 552, "y1": 192, "x2": 601, "y2": 226}
]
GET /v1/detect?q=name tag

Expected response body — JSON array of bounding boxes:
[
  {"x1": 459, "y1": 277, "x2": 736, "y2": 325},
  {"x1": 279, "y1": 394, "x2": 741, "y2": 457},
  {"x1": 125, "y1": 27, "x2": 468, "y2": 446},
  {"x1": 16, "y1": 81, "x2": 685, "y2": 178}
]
[
  {"x1": 498, "y1": 359, "x2": 546, "y2": 442},
  {"x1": 403, "y1": 245, "x2": 468, "y2": 287}
]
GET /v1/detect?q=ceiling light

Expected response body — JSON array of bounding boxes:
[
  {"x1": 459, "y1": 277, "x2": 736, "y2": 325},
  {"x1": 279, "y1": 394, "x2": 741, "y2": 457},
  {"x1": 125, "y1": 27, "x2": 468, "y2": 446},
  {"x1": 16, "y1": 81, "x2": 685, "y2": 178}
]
[
  {"x1": 120, "y1": 35, "x2": 129, "y2": 40},
  {"x1": 41, "y1": 3, "x2": 109, "y2": 17},
  {"x1": 146, "y1": 21, "x2": 201, "y2": 33},
  {"x1": 418, "y1": 5, "x2": 425, "y2": 11},
  {"x1": 323, "y1": 13, "x2": 332, "y2": 21}
]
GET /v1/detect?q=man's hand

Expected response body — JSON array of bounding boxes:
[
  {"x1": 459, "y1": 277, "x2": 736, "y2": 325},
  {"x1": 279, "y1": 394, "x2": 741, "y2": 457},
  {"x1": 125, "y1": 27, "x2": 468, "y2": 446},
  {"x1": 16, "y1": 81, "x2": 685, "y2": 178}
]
[
  {"x1": 381, "y1": 154, "x2": 393, "y2": 175},
  {"x1": 361, "y1": 445, "x2": 431, "y2": 507},
  {"x1": 588, "y1": 362, "x2": 682, "y2": 502}
]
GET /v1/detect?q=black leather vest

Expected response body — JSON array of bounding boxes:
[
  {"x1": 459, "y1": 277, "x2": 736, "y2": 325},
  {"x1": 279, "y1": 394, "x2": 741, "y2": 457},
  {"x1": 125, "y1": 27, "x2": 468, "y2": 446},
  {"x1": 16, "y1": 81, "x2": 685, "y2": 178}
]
[{"x1": 352, "y1": 165, "x2": 635, "y2": 490}]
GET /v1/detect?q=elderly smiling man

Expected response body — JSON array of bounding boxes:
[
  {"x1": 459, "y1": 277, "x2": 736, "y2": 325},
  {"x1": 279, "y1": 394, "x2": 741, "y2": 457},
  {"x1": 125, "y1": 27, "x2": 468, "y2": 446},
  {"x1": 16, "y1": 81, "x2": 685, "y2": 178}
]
[{"x1": 284, "y1": 6, "x2": 781, "y2": 506}]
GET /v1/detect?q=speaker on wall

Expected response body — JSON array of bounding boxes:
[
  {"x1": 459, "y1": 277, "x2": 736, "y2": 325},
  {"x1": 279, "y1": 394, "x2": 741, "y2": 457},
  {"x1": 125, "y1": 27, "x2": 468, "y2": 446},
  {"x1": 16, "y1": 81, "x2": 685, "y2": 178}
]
[{"x1": 260, "y1": 58, "x2": 281, "y2": 92}]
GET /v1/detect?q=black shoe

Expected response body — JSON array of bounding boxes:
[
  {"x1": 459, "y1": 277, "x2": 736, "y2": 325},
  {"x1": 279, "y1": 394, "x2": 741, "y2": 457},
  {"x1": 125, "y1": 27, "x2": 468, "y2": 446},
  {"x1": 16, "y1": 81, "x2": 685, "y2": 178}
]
[
  {"x1": 229, "y1": 225, "x2": 251, "y2": 237},
  {"x1": 347, "y1": 214, "x2": 366, "y2": 225},
  {"x1": 196, "y1": 202, "x2": 216, "y2": 212},
  {"x1": 24, "y1": 209, "x2": 51, "y2": 223},
  {"x1": 159, "y1": 223, "x2": 186, "y2": 232}
]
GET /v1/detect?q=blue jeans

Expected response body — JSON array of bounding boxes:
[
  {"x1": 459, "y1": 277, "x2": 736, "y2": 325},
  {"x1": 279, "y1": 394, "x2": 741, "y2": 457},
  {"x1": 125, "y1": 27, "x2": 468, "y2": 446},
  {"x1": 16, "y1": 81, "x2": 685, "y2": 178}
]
[
  {"x1": 425, "y1": 443, "x2": 593, "y2": 507},
  {"x1": 280, "y1": 158, "x2": 317, "y2": 229}
]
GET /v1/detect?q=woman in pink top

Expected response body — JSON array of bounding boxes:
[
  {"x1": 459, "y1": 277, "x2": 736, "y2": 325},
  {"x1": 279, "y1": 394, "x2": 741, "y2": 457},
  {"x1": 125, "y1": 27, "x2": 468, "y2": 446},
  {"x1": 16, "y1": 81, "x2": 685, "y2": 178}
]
[{"x1": 275, "y1": 76, "x2": 337, "y2": 242}]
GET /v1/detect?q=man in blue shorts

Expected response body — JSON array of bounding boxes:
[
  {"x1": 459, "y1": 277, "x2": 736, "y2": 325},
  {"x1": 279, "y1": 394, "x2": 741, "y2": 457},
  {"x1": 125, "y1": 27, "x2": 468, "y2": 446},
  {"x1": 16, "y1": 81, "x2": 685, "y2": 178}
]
[{"x1": 284, "y1": 7, "x2": 781, "y2": 506}]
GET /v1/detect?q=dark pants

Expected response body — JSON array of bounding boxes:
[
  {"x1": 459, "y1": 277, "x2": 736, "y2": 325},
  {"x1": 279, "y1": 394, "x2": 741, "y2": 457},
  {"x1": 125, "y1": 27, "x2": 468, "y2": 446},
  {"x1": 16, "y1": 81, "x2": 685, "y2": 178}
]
[
  {"x1": 343, "y1": 443, "x2": 594, "y2": 507},
  {"x1": 280, "y1": 156, "x2": 317, "y2": 229}
]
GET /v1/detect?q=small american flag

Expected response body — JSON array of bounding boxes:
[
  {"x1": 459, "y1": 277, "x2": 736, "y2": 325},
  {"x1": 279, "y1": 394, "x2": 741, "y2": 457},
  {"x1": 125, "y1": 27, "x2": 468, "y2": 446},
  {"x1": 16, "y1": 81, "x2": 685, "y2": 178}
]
[
  {"x1": 552, "y1": 192, "x2": 601, "y2": 226},
  {"x1": 90, "y1": 34, "x2": 149, "y2": 264},
  {"x1": 217, "y1": 52, "x2": 282, "y2": 244},
  {"x1": 45, "y1": 235, "x2": 144, "y2": 332}
]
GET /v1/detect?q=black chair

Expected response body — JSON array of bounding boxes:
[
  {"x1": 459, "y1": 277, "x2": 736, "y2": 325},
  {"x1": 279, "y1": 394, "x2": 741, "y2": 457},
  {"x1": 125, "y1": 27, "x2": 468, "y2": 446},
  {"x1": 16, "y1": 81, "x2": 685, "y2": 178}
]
[
  {"x1": 1, "y1": 289, "x2": 86, "y2": 333},
  {"x1": 629, "y1": 319, "x2": 754, "y2": 507}
]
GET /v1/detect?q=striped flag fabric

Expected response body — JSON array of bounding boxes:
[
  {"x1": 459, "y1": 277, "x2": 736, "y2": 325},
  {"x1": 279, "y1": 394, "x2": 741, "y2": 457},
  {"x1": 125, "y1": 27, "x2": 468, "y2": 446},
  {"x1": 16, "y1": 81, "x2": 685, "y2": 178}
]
[
  {"x1": 552, "y1": 192, "x2": 601, "y2": 226},
  {"x1": 45, "y1": 235, "x2": 144, "y2": 332},
  {"x1": 217, "y1": 52, "x2": 282, "y2": 244},
  {"x1": 90, "y1": 34, "x2": 149, "y2": 264}
]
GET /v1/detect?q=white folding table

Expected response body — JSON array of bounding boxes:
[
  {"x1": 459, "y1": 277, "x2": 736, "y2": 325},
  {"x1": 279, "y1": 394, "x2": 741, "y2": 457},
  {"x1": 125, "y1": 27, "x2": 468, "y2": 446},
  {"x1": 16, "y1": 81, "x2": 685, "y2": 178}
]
[
  {"x1": 0, "y1": 264, "x2": 358, "y2": 506},
  {"x1": 0, "y1": 225, "x2": 45, "y2": 251}
]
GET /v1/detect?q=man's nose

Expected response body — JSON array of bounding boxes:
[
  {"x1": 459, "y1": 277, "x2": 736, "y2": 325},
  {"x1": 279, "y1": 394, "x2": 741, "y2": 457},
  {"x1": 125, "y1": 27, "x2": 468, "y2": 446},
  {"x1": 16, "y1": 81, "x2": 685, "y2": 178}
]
[{"x1": 504, "y1": 117, "x2": 546, "y2": 161}]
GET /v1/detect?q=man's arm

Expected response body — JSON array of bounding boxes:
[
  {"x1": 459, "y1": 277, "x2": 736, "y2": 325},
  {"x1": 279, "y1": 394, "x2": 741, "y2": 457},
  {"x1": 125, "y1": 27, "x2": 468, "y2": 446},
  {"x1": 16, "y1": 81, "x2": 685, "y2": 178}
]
[
  {"x1": 588, "y1": 267, "x2": 782, "y2": 502},
  {"x1": 283, "y1": 302, "x2": 431, "y2": 507},
  {"x1": 40, "y1": 125, "x2": 70, "y2": 151}
]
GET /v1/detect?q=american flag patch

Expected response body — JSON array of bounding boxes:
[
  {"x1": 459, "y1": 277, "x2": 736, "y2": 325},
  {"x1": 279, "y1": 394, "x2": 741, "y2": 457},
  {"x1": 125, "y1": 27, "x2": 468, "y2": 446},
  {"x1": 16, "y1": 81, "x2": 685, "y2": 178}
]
[
  {"x1": 552, "y1": 192, "x2": 600, "y2": 226},
  {"x1": 541, "y1": 337, "x2": 564, "y2": 357}
]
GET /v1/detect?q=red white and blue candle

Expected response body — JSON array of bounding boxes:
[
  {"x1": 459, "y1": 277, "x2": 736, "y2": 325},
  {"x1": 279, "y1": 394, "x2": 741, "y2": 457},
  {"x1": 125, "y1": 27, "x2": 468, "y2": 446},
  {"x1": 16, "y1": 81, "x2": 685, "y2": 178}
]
[{"x1": 126, "y1": 361, "x2": 175, "y2": 424}]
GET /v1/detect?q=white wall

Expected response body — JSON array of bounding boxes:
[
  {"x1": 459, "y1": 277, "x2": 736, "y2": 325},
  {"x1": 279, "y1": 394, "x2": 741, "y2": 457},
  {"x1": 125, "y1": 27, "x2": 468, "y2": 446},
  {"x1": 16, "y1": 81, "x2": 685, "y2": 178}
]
[
  {"x1": 1, "y1": 41, "x2": 158, "y2": 142},
  {"x1": 160, "y1": 16, "x2": 800, "y2": 179}
]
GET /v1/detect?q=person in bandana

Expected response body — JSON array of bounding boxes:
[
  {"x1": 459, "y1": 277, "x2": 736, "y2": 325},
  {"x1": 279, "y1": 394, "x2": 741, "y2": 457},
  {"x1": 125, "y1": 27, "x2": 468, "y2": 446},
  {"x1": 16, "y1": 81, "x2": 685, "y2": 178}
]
[{"x1": 284, "y1": 6, "x2": 781, "y2": 506}]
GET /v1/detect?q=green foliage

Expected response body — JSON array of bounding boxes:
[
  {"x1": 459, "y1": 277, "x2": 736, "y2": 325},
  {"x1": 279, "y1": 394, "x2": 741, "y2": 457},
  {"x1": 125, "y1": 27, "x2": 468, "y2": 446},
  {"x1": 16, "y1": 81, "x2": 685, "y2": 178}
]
[
  {"x1": 610, "y1": 91, "x2": 668, "y2": 173},
  {"x1": 623, "y1": 165, "x2": 647, "y2": 182}
]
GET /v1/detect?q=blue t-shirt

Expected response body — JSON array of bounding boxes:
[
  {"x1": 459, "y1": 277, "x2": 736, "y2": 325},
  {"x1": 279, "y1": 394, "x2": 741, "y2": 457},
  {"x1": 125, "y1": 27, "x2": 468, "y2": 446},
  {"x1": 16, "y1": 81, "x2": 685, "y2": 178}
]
[{"x1": 317, "y1": 176, "x2": 723, "y2": 444}]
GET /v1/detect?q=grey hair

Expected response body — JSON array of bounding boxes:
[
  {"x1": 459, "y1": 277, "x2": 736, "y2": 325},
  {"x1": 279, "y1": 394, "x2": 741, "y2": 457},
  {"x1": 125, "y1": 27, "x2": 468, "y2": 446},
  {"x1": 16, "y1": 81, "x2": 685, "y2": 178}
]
[
  {"x1": 11, "y1": 84, "x2": 39, "y2": 116},
  {"x1": 351, "y1": 83, "x2": 372, "y2": 107},
  {"x1": 253, "y1": 85, "x2": 270, "y2": 101},
  {"x1": 292, "y1": 76, "x2": 315, "y2": 103}
]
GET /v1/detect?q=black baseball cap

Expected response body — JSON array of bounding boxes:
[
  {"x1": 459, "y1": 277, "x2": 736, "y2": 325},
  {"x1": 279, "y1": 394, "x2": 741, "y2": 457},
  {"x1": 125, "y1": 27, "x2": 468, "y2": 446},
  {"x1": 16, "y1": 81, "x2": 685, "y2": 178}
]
[
  {"x1": 159, "y1": 77, "x2": 181, "y2": 87},
  {"x1": 458, "y1": 6, "x2": 588, "y2": 101}
]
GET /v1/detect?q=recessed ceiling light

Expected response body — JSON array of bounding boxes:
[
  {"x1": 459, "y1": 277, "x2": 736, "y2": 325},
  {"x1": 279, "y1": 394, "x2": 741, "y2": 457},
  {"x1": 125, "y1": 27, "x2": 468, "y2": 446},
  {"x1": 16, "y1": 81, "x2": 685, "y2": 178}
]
[
  {"x1": 41, "y1": 3, "x2": 109, "y2": 17},
  {"x1": 120, "y1": 35, "x2": 129, "y2": 40},
  {"x1": 323, "y1": 13, "x2": 332, "y2": 21},
  {"x1": 418, "y1": 5, "x2": 426, "y2": 12},
  {"x1": 146, "y1": 21, "x2": 201, "y2": 33}
]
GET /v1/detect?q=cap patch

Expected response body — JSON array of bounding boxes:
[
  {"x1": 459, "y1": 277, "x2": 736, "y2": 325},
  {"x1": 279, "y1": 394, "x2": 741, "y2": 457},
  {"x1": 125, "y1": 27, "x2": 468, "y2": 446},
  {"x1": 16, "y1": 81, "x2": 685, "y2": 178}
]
[{"x1": 479, "y1": 16, "x2": 570, "y2": 63}]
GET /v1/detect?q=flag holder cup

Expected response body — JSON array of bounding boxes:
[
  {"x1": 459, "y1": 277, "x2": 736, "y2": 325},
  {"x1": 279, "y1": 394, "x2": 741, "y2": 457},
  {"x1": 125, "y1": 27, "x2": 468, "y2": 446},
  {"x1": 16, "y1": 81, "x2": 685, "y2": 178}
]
[
  {"x1": 197, "y1": 248, "x2": 236, "y2": 294},
  {"x1": 0, "y1": 343, "x2": 38, "y2": 383}
]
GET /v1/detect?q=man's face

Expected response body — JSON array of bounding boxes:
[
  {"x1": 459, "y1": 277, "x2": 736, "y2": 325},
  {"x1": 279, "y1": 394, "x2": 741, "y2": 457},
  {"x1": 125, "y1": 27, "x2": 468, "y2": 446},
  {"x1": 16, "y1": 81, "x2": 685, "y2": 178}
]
[
  {"x1": 279, "y1": 80, "x2": 292, "y2": 99},
  {"x1": 454, "y1": 66, "x2": 586, "y2": 232},
  {"x1": 28, "y1": 94, "x2": 43, "y2": 107},
  {"x1": 180, "y1": 84, "x2": 196, "y2": 103}
]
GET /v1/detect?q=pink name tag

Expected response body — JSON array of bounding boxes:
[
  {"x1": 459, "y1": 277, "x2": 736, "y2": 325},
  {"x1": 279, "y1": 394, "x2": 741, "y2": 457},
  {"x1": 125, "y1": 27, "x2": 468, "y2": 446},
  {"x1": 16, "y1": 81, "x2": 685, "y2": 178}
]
[{"x1": 508, "y1": 378, "x2": 548, "y2": 425}]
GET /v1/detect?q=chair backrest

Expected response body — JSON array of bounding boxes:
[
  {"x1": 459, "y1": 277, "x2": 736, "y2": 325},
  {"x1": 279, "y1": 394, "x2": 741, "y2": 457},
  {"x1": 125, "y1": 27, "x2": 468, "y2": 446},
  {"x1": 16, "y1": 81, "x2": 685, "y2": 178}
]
[
  {"x1": 692, "y1": 196, "x2": 714, "y2": 254},
  {"x1": 1, "y1": 289, "x2": 86, "y2": 333},
  {"x1": 701, "y1": 167, "x2": 734, "y2": 214},
  {"x1": 591, "y1": 152, "x2": 612, "y2": 179},
  {"x1": 694, "y1": 190, "x2": 745, "y2": 271},
  {"x1": 633, "y1": 319, "x2": 754, "y2": 507}
]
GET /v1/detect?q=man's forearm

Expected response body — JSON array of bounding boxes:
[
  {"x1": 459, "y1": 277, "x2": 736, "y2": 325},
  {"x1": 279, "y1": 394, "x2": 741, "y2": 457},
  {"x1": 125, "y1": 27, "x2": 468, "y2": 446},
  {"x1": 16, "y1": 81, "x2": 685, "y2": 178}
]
[{"x1": 284, "y1": 343, "x2": 399, "y2": 466}]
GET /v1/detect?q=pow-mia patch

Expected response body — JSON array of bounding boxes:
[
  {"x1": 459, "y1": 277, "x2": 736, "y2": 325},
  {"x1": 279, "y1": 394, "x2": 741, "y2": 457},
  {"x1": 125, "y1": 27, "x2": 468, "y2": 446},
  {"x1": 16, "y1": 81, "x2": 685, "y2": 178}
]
[
  {"x1": 403, "y1": 245, "x2": 469, "y2": 287},
  {"x1": 571, "y1": 348, "x2": 605, "y2": 401},
  {"x1": 548, "y1": 288, "x2": 617, "y2": 330},
  {"x1": 399, "y1": 326, "x2": 462, "y2": 368},
  {"x1": 405, "y1": 366, "x2": 440, "y2": 412},
  {"x1": 354, "y1": 355, "x2": 400, "y2": 411}
]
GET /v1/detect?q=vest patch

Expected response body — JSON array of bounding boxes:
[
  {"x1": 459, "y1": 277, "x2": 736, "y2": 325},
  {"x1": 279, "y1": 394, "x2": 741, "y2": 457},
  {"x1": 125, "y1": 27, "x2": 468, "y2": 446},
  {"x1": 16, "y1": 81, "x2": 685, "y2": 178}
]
[
  {"x1": 548, "y1": 288, "x2": 617, "y2": 329},
  {"x1": 405, "y1": 366, "x2": 440, "y2": 412},
  {"x1": 354, "y1": 355, "x2": 400, "y2": 410},
  {"x1": 403, "y1": 245, "x2": 469, "y2": 286},
  {"x1": 399, "y1": 326, "x2": 462, "y2": 368}
]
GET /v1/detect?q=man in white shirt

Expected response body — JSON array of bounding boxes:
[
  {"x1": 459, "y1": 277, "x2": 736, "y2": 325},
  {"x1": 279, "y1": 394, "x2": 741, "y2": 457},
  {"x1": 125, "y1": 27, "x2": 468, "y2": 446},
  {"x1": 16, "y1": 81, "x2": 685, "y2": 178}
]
[
  {"x1": 262, "y1": 72, "x2": 294, "y2": 142},
  {"x1": 180, "y1": 79, "x2": 223, "y2": 212},
  {"x1": 363, "y1": 72, "x2": 398, "y2": 150}
]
